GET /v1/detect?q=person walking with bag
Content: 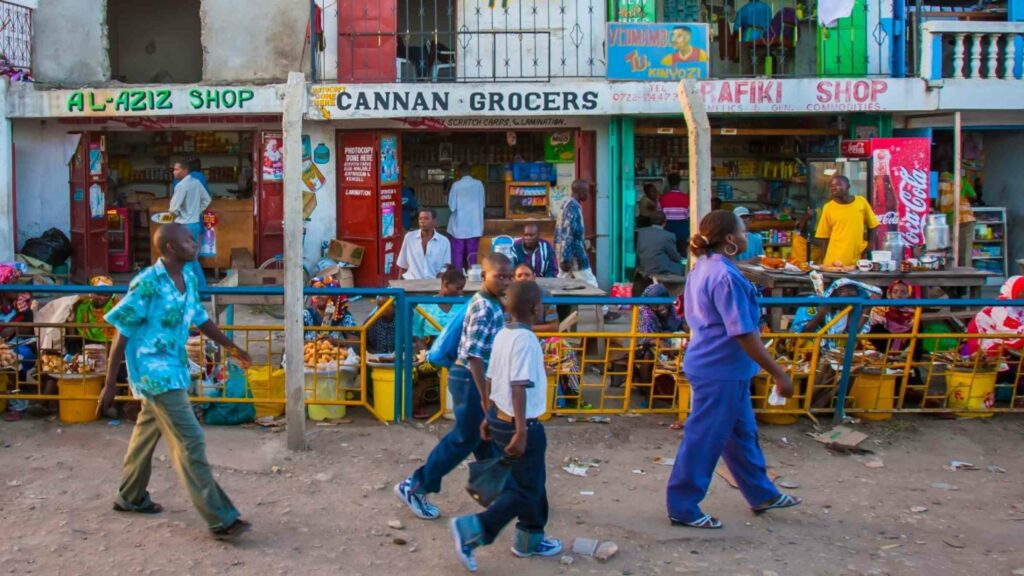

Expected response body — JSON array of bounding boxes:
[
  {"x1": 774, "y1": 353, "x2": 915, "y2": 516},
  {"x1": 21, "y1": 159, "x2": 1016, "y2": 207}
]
[
  {"x1": 396, "y1": 253, "x2": 513, "y2": 519},
  {"x1": 666, "y1": 210, "x2": 801, "y2": 529}
]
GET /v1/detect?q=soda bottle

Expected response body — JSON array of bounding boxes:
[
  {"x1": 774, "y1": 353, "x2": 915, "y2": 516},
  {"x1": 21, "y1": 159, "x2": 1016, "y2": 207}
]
[{"x1": 872, "y1": 149, "x2": 898, "y2": 249}]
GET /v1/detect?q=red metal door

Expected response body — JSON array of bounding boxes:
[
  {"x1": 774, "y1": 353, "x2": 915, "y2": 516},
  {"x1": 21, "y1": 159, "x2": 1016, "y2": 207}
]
[
  {"x1": 255, "y1": 131, "x2": 284, "y2": 263},
  {"x1": 337, "y1": 131, "x2": 381, "y2": 286},
  {"x1": 575, "y1": 130, "x2": 598, "y2": 270},
  {"x1": 337, "y1": 0, "x2": 398, "y2": 82},
  {"x1": 68, "y1": 133, "x2": 109, "y2": 283}
]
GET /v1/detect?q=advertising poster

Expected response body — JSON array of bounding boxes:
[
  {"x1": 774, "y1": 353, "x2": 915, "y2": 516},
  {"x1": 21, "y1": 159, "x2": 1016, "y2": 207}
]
[
  {"x1": 607, "y1": 23, "x2": 710, "y2": 80},
  {"x1": 544, "y1": 132, "x2": 576, "y2": 163},
  {"x1": 615, "y1": 0, "x2": 656, "y2": 22},
  {"x1": 341, "y1": 135, "x2": 376, "y2": 186},
  {"x1": 301, "y1": 135, "x2": 326, "y2": 192},
  {"x1": 261, "y1": 133, "x2": 284, "y2": 181},
  {"x1": 380, "y1": 135, "x2": 400, "y2": 185},
  {"x1": 869, "y1": 137, "x2": 931, "y2": 247}
]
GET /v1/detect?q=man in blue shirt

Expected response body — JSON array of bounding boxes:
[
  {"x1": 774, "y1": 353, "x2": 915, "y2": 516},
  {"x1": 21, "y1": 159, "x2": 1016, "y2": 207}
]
[
  {"x1": 512, "y1": 224, "x2": 557, "y2": 278},
  {"x1": 99, "y1": 223, "x2": 253, "y2": 540},
  {"x1": 733, "y1": 207, "x2": 764, "y2": 262}
]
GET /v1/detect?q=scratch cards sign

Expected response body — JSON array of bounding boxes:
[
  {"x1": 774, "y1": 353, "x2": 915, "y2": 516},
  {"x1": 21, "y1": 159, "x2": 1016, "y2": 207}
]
[{"x1": 607, "y1": 23, "x2": 710, "y2": 80}]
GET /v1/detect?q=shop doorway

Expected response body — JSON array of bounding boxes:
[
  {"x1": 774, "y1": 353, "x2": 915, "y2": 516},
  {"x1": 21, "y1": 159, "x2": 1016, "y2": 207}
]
[{"x1": 335, "y1": 128, "x2": 597, "y2": 286}]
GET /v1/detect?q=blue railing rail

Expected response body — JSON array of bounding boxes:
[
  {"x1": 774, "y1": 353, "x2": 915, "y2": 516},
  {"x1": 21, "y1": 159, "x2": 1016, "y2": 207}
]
[{"x1": 3, "y1": 283, "x2": 1014, "y2": 422}]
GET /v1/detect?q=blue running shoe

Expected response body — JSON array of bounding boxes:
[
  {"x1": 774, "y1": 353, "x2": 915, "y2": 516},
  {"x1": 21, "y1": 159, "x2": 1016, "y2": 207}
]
[
  {"x1": 511, "y1": 535, "x2": 563, "y2": 558},
  {"x1": 450, "y1": 517, "x2": 480, "y2": 572},
  {"x1": 394, "y1": 477, "x2": 440, "y2": 520}
]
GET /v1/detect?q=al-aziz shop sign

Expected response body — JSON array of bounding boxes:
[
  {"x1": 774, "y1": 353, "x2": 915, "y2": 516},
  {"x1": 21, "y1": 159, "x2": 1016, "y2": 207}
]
[{"x1": 5, "y1": 84, "x2": 282, "y2": 118}]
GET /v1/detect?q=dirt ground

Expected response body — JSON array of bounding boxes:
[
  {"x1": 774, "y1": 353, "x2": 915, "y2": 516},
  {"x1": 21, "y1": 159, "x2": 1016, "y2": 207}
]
[{"x1": 1, "y1": 411, "x2": 1023, "y2": 576}]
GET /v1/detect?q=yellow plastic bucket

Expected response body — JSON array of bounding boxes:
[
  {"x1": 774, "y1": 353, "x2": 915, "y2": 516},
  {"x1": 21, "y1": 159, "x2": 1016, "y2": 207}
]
[
  {"x1": 677, "y1": 376, "x2": 691, "y2": 424},
  {"x1": 0, "y1": 372, "x2": 10, "y2": 413},
  {"x1": 371, "y1": 365, "x2": 397, "y2": 422},
  {"x1": 539, "y1": 373, "x2": 558, "y2": 421},
  {"x1": 305, "y1": 367, "x2": 355, "y2": 421},
  {"x1": 753, "y1": 376, "x2": 799, "y2": 425},
  {"x1": 850, "y1": 370, "x2": 896, "y2": 421},
  {"x1": 946, "y1": 369, "x2": 997, "y2": 419},
  {"x1": 57, "y1": 374, "x2": 104, "y2": 424},
  {"x1": 247, "y1": 367, "x2": 286, "y2": 419}
]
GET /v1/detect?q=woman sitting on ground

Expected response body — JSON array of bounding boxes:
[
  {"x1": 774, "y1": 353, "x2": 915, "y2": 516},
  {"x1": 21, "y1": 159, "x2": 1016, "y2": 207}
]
[
  {"x1": 964, "y1": 275, "x2": 1024, "y2": 357},
  {"x1": 613, "y1": 284, "x2": 685, "y2": 395},
  {"x1": 791, "y1": 278, "x2": 880, "y2": 351},
  {"x1": 512, "y1": 263, "x2": 559, "y2": 333},
  {"x1": 867, "y1": 280, "x2": 916, "y2": 354},
  {"x1": 303, "y1": 276, "x2": 357, "y2": 343}
]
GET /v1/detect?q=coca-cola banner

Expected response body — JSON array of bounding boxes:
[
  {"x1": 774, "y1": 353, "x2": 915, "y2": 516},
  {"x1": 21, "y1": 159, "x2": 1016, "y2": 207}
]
[{"x1": 869, "y1": 137, "x2": 931, "y2": 247}]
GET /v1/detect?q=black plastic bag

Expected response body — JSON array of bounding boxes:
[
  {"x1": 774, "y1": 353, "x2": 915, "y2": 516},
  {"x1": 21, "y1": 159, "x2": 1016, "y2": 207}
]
[
  {"x1": 21, "y1": 228, "x2": 72, "y2": 266},
  {"x1": 466, "y1": 457, "x2": 512, "y2": 507}
]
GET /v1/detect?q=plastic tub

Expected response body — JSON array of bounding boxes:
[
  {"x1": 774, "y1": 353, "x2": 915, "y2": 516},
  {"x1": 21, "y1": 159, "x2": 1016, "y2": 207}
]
[
  {"x1": 849, "y1": 370, "x2": 897, "y2": 421},
  {"x1": 247, "y1": 366, "x2": 286, "y2": 419},
  {"x1": 539, "y1": 373, "x2": 558, "y2": 422},
  {"x1": 370, "y1": 364, "x2": 397, "y2": 422},
  {"x1": 304, "y1": 366, "x2": 357, "y2": 421},
  {"x1": 677, "y1": 376, "x2": 691, "y2": 424},
  {"x1": 946, "y1": 368, "x2": 997, "y2": 419},
  {"x1": 57, "y1": 374, "x2": 104, "y2": 424}
]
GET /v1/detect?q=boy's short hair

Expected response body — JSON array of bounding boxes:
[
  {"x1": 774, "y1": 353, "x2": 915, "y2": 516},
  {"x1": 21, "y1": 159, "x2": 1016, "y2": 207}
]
[
  {"x1": 483, "y1": 252, "x2": 512, "y2": 272},
  {"x1": 441, "y1": 266, "x2": 465, "y2": 285},
  {"x1": 506, "y1": 280, "x2": 541, "y2": 321}
]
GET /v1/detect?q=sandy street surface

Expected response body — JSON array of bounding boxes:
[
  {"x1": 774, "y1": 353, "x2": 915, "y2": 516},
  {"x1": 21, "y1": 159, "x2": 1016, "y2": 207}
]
[{"x1": 0, "y1": 413, "x2": 1022, "y2": 576}]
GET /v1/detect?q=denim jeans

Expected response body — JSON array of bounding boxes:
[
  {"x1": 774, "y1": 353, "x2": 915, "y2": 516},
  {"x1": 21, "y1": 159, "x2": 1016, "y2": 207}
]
[
  {"x1": 476, "y1": 408, "x2": 548, "y2": 545},
  {"x1": 184, "y1": 222, "x2": 207, "y2": 292},
  {"x1": 116, "y1": 388, "x2": 240, "y2": 531},
  {"x1": 410, "y1": 364, "x2": 493, "y2": 494}
]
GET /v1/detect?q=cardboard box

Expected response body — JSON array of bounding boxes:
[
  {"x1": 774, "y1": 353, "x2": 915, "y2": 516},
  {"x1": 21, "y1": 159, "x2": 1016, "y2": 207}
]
[
  {"x1": 327, "y1": 239, "x2": 365, "y2": 267},
  {"x1": 237, "y1": 268, "x2": 285, "y2": 286},
  {"x1": 230, "y1": 248, "x2": 255, "y2": 270},
  {"x1": 336, "y1": 268, "x2": 354, "y2": 287}
]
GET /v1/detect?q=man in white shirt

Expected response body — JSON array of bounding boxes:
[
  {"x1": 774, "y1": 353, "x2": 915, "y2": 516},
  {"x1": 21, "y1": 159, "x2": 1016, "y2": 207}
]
[
  {"x1": 169, "y1": 160, "x2": 211, "y2": 289},
  {"x1": 447, "y1": 162, "x2": 485, "y2": 272},
  {"x1": 396, "y1": 208, "x2": 452, "y2": 280}
]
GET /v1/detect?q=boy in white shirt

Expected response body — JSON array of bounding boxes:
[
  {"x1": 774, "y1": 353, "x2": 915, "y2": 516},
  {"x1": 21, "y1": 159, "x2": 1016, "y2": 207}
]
[{"x1": 450, "y1": 280, "x2": 561, "y2": 572}]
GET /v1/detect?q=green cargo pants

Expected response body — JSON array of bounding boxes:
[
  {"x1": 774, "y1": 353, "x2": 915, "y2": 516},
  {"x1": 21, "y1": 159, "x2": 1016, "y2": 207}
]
[{"x1": 115, "y1": 388, "x2": 240, "y2": 531}]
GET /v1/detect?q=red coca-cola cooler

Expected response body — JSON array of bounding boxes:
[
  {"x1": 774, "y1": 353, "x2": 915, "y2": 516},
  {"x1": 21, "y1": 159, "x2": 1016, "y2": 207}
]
[
  {"x1": 335, "y1": 132, "x2": 403, "y2": 287},
  {"x1": 839, "y1": 138, "x2": 931, "y2": 251}
]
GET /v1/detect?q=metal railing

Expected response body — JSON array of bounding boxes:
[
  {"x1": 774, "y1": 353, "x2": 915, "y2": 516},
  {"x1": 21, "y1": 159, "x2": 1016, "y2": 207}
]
[
  {"x1": 919, "y1": 20, "x2": 1024, "y2": 80},
  {"x1": 336, "y1": 0, "x2": 604, "y2": 82},
  {"x1": 0, "y1": 0, "x2": 32, "y2": 76},
  {"x1": 3, "y1": 285, "x2": 1024, "y2": 425}
]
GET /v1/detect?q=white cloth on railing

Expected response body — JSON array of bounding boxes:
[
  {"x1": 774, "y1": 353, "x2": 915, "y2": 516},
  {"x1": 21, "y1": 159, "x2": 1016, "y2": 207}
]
[
  {"x1": 34, "y1": 295, "x2": 80, "y2": 351},
  {"x1": 818, "y1": 0, "x2": 856, "y2": 27}
]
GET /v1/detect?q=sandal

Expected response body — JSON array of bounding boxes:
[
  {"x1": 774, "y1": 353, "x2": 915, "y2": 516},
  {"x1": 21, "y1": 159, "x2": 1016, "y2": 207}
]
[
  {"x1": 113, "y1": 501, "x2": 164, "y2": 514},
  {"x1": 213, "y1": 519, "x2": 252, "y2": 542},
  {"x1": 2, "y1": 411, "x2": 23, "y2": 422},
  {"x1": 670, "y1": 514, "x2": 723, "y2": 529},
  {"x1": 752, "y1": 493, "x2": 802, "y2": 515}
]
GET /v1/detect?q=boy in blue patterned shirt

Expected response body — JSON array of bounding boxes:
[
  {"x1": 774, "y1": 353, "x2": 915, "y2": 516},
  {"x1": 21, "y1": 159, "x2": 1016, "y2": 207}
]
[
  {"x1": 396, "y1": 253, "x2": 513, "y2": 520},
  {"x1": 98, "y1": 223, "x2": 253, "y2": 540}
]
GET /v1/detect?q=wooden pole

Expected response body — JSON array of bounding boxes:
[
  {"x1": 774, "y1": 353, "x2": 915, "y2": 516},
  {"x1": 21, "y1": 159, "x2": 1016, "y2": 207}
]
[
  {"x1": 282, "y1": 71, "x2": 307, "y2": 451},
  {"x1": 676, "y1": 79, "x2": 711, "y2": 270},
  {"x1": 953, "y1": 111, "x2": 962, "y2": 267},
  {"x1": 0, "y1": 78, "x2": 13, "y2": 261}
]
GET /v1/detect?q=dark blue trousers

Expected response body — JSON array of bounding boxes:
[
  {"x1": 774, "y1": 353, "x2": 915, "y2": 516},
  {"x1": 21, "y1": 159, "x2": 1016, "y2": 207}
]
[
  {"x1": 477, "y1": 408, "x2": 548, "y2": 545},
  {"x1": 410, "y1": 364, "x2": 493, "y2": 494},
  {"x1": 666, "y1": 377, "x2": 779, "y2": 522}
]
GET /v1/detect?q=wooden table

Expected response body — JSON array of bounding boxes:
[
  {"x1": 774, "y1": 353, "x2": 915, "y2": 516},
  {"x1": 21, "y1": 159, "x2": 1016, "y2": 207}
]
[
  {"x1": 738, "y1": 264, "x2": 996, "y2": 330},
  {"x1": 389, "y1": 277, "x2": 606, "y2": 297}
]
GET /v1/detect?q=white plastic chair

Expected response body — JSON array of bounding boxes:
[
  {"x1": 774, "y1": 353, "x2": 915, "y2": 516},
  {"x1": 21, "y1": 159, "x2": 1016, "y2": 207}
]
[{"x1": 428, "y1": 39, "x2": 456, "y2": 82}]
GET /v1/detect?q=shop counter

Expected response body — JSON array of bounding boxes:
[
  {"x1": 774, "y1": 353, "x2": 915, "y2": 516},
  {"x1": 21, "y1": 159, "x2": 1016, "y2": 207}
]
[{"x1": 147, "y1": 198, "x2": 254, "y2": 269}]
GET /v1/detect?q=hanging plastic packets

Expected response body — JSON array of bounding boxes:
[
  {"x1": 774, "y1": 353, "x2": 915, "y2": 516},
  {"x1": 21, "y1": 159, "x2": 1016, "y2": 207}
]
[{"x1": 200, "y1": 210, "x2": 218, "y2": 258}]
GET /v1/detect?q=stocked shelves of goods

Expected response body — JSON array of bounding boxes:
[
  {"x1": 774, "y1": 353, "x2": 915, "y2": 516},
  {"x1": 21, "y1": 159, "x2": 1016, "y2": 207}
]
[
  {"x1": 971, "y1": 207, "x2": 1007, "y2": 283},
  {"x1": 634, "y1": 135, "x2": 687, "y2": 178},
  {"x1": 151, "y1": 131, "x2": 245, "y2": 156},
  {"x1": 507, "y1": 183, "x2": 550, "y2": 219}
]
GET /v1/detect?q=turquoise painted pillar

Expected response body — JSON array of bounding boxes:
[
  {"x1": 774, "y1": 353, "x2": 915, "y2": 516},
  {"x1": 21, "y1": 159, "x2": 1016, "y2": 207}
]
[{"x1": 608, "y1": 117, "x2": 636, "y2": 284}]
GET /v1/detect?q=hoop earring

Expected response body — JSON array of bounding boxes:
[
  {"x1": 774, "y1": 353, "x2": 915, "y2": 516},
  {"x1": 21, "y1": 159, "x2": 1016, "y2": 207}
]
[{"x1": 724, "y1": 240, "x2": 739, "y2": 257}]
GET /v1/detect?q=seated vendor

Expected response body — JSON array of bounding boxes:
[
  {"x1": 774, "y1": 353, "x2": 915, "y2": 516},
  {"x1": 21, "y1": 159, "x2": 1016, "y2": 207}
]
[
  {"x1": 367, "y1": 295, "x2": 397, "y2": 356},
  {"x1": 867, "y1": 280, "x2": 916, "y2": 354},
  {"x1": 965, "y1": 275, "x2": 1024, "y2": 357},
  {"x1": 791, "y1": 279, "x2": 880, "y2": 349},
  {"x1": 304, "y1": 276, "x2": 357, "y2": 343},
  {"x1": 512, "y1": 263, "x2": 559, "y2": 333},
  {"x1": 413, "y1": 267, "x2": 466, "y2": 351},
  {"x1": 1, "y1": 274, "x2": 35, "y2": 421},
  {"x1": 66, "y1": 275, "x2": 119, "y2": 354}
]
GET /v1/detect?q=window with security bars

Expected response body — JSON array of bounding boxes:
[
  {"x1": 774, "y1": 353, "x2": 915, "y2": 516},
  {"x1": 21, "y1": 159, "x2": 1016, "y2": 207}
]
[{"x1": 0, "y1": 1, "x2": 32, "y2": 77}]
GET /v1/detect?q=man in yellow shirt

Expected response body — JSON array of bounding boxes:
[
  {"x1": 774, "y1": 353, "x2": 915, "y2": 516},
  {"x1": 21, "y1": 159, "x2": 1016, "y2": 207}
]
[{"x1": 814, "y1": 175, "x2": 878, "y2": 266}]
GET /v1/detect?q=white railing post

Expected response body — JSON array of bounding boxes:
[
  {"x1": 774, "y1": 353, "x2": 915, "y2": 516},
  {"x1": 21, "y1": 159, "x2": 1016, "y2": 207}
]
[
  {"x1": 988, "y1": 34, "x2": 1000, "y2": 78},
  {"x1": 953, "y1": 33, "x2": 967, "y2": 78},
  {"x1": 1006, "y1": 34, "x2": 1019, "y2": 80},
  {"x1": 970, "y1": 33, "x2": 984, "y2": 78}
]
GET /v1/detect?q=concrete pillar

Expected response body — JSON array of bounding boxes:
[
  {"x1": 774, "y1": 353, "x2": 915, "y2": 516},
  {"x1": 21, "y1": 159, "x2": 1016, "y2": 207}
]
[
  {"x1": 281, "y1": 71, "x2": 307, "y2": 451},
  {"x1": 0, "y1": 78, "x2": 13, "y2": 261},
  {"x1": 676, "y1": 79, "x2": 711, "y2": 264}
]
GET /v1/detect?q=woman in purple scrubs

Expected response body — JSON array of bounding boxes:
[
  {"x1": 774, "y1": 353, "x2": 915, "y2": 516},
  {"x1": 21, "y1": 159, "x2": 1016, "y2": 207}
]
[{"x1": 666, "y1": 210, "x2": 801, "y2": 529}]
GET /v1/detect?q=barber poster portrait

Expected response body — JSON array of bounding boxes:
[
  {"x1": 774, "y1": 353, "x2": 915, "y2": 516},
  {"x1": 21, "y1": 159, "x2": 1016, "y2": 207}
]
[{"x1": 607, "y1": 23, "x2": 710, "y2": 80}]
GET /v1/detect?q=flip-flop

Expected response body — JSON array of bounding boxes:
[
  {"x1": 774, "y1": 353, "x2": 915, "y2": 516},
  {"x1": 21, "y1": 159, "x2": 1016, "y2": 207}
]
[
  {"x1": 113, "y1": 501, "x2": 164, "y2": 514},
  {"x1": 2, "y1": 411, "x2": 23, "y2": 422},
  {"x1": 752, "y1": 493, "x2": 802, "y2": 515},
  {"x1": 670, "y1": 514, "x2": 723, "y2": 529},
  {"x1": 213, "y1": 519, "x2": 252, "y2": 542}
]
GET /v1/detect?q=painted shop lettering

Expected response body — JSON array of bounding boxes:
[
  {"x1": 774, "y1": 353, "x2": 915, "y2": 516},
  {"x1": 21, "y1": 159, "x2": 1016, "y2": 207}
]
[
  {"x1": 815, "y1": 80, "x2": 888, "y2": 103},
  {"x1": 336, "y1": 91, "x2": 450, "y2": 112},
  {"x1": 468, "y1": 91, "x2": 599, "y2": 112},
  {"x1": 66, "y1": 88, "x2": 255, "y2": 113},
  {"x1": 700, "y1": 81, "x2": 783, "y2": 105}
]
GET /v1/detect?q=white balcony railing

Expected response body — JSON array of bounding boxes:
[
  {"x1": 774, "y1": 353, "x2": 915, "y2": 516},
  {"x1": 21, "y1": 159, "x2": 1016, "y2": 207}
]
[{"x1": 920, "y1": 20, "x2": 1024, "y2": 80}]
